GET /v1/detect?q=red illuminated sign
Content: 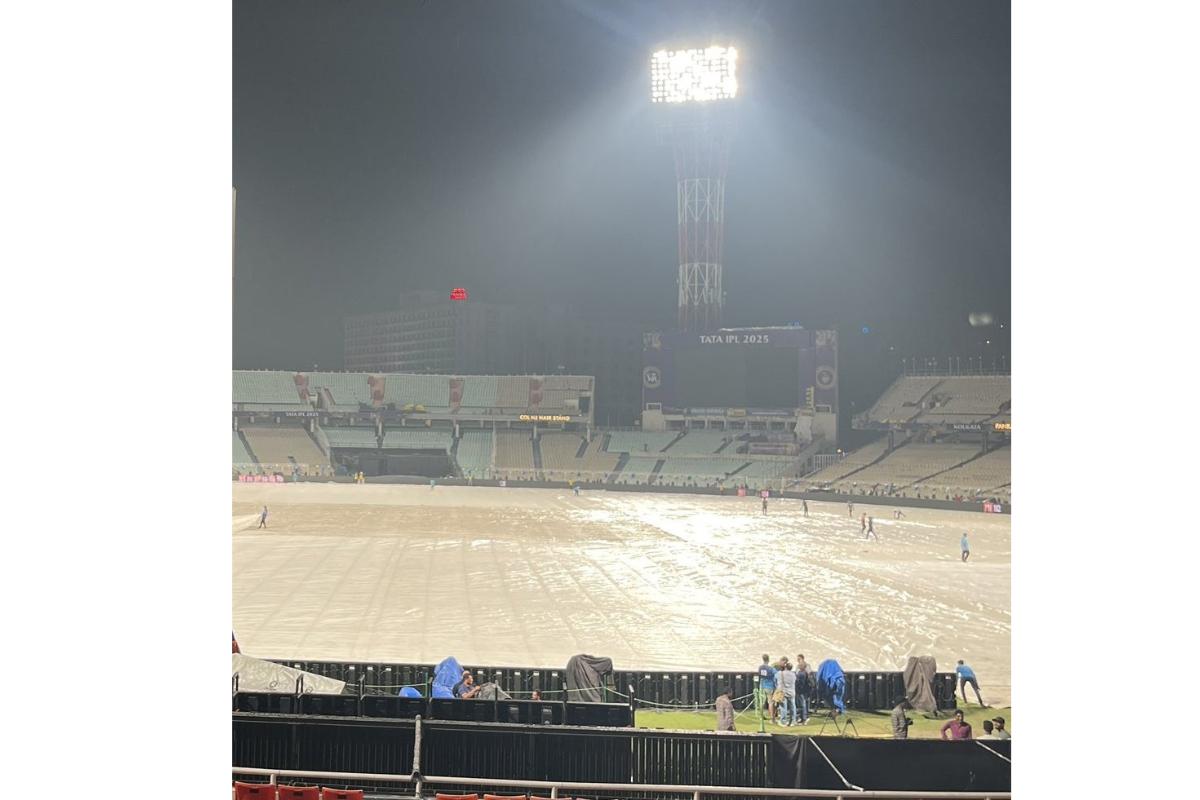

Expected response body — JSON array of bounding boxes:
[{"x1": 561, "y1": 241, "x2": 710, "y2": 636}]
[{"x1": 450, "y1": 287, "x2": 468, "y2": 301}]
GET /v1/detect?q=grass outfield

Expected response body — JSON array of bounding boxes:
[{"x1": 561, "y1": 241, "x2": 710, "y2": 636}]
[{"x1": 635, "y1": 702, "x2": 1012, "y2": 739}]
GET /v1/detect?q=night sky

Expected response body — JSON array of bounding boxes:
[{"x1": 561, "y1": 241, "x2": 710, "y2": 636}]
[{"x1": 233, "y1": 0, "x2": 1009, "y2": 409}]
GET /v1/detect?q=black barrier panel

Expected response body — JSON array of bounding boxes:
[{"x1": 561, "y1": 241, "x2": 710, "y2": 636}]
[
  {"x1": 236, "y1": 692, "x2": 301, "y2": 715},
  {"x1": 233, "y1": 717, "x2": 295, "y2": 773},
  {"x1": 564, "y1": 702, "x2": 632, "y2": 727},
  {"x1": 495, "y1": 700, "x2": 565, "y2": 725},
  {"x1": 268, "y1": 660, "x2": 960, "y2": 711},
  {"x1": 295, "y1": 719, "x2": 415, "y2": 793},
  {"x1": 770, "y1": 736, "x2": 1010, "y2": 792},
  {"x1": 301, "y1": 693, "x2": 359, "y2": 717},
  {"x1": 429, "y1": 698, "x2": 500, "y2": 722},
  {"x1": 361, "y1": 696, "x2": 426, "y2": 719}
]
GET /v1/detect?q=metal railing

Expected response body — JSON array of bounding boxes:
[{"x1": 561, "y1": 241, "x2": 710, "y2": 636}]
[{"x1": 231, "y1": 766, "x2": 1010, "y2": 800}]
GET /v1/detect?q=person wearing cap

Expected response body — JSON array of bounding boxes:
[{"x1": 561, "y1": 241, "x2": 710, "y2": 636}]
[
  {"x1": 992, "y1": 716, "x2": 1011, "y2": 739},
  {"x1": 939, "y1": 709, "x2": 973, "y2": 740},
  {"x1": 715, "y1": 687, "x2": 736, "y2": 732}
]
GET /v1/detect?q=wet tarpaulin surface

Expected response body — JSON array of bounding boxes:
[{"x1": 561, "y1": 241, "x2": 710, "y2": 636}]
[
  {"x1": 769, "y1": 735, "x2": 1010, "y2": 792},
  {"x1": 232, "y1": 653, "x2": 346, "y2": 695},
  {"x1": 233, "y1": 484, "x2": 1011, "y2": 705}
]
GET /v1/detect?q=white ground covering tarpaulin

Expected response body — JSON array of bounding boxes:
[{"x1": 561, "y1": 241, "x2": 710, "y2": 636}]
[
  {"x1": 233, "y1": 483, "x2": 1011, "y2": 705},
  {"x1": 233, "y1": 652, "x2": 346, "y2": 694}
]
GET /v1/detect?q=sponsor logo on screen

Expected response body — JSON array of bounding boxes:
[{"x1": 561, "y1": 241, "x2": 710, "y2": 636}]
[
  {"x1": 643, "y1": 366, "x2": 662, "y2": 389},
  {"x1": 815, "y1": 366, "x2": 836, "y2": 390}
]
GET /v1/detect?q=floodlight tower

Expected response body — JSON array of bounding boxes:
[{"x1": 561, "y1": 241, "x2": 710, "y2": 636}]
[{"x1": 651, "y1": 46, "x2": 738, "y2": 332}]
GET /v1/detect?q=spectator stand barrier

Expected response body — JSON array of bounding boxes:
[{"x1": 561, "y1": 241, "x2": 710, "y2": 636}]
[{"x1": 233, "y1": 717, "x2": 1010, "y2": 798}]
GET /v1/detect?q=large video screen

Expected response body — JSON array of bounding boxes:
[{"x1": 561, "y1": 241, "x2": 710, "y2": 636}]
[{"x1": 673, "y1": 346, "x2": 801, "y2": 408}]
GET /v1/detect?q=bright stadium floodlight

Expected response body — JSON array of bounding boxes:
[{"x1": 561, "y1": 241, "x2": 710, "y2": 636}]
[{"x1": 650, "y1": 46, "x2": 739, "y2": 103}]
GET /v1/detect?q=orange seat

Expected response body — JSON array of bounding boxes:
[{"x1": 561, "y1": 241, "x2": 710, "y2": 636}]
[
  {"x1": 278, "y1": 787, "x2": 320, "y2": 800},
  {"x1": 320, "y1": 790, "x2": 364, "y2": 800},
  {"x1": 437, "y1": 795, "x2": 479, "y2": 800},
  {"x1": 234, "y1": 782, "x2": 277, "y2": 799},
  {"x1": 484, "y1": 795, "x2": 527, "y2": 800}
]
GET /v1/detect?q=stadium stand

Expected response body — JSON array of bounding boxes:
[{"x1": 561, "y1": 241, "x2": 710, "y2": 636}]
[
  {"x1": 306, "y1": 372, "x2": 373, "y2": 411},
  {"x1": 459, "y1": 376, "x2": 499, "y2": 409},
  {"x1": 540, "y1": 375, "x2": 591, "y2": 410},
  {"x1": 916, "y1": 376, "x2": 1010, "y2": 422},
  {"x1": 321, "y1": 427, "x2": 379, "y2": 449},
  {"x1": 734, "y1": 459, "x2": 795, "y2": 482},
  {"x1": 605, "y1": 431, "x2": 678, "y2": 454},
  {"x1": 665, "y1": 430, "x2": 732, "y2": 455},
  {"x1": 233, "y1": 370, "x2": 306, "y2": 408},
  {"x1": 495, "y1": 430, "x2": 535, "y2": 470},
  {"x1": 233, "y1": 430, "x2": 255, "y2": 466},
  {"x1": 383, "y1": 374, "x2": 450, "y2": 410},
  {"x1": 921, "y1": 446, "x2": 1011, "y2": 497},
  {"x1": 803, "y1": 437, "x2": 890, "y2": 485},
  {"x1": 862, "y1": 376, "x2": 943, "y2": 425},
  {"x1": 539, "y1": 432, "x2": 588, "y2": 471},
  {"x1": 497, "y1": 377, "x2": 531, "y2": 408},
  {"x1": 617, "y1": 456, "x2": 661, "y2": 482},
  {"x1": 655, "y1": 456, "x2": 746, "y2": 481},
  {"x1": 838, "y1": 442, "x2": 978, "y2": 491},
  {"x1": 455, "y1": 430, "x2": 493, "y2": 475},
  {"x1": 576, "y1": 435, "x2": 620, "y2": 473},
  {"x1": 240, "y1": 425, "x2": 327, "y2": 469},
  {"x1": 382, "y1": 428, "x2": 453, "y2": 451}
]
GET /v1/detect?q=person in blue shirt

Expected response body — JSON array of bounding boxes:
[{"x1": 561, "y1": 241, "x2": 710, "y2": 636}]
[
  {"x1": 955, "y1": 659, "x2": 986, "y2": 706},
  {"x1": 756, "y1": 654, "x2": 778, "y2": 721},
  {"x1": 960, "y1": 533, "x2": 971, "y2": 562}
]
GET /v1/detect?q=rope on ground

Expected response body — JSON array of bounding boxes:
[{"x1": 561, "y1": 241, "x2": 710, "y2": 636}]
[
  {"x1": 974, "y1": 740, "x2": 1011, "y2": 763},
  {"x1": 807, "y1": 738, "x2": 865, "y2": 792}
]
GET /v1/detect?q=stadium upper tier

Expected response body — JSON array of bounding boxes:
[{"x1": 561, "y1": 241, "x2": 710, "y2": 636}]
[
  {"x1": 234, "y1": 371, "x2": 594, "y2": 416},
  {"x1": 861, "y1": 375, "x2": 1010, "y2": 426},
  {"x1": 233, "y1": 371, "x2": 306, "y2": 407}
]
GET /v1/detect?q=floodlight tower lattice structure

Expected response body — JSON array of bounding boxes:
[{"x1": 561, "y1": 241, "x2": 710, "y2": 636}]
[{"x1": 652, "y1": 46, "x2": 739, "y2": 332}]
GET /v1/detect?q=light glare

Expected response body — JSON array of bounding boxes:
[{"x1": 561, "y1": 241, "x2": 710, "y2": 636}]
[{"x1": 650, "y1": 46, "x2": 739, "y2": 104}]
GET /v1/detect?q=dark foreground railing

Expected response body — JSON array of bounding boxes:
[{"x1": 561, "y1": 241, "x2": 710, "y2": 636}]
[
  {"x1": 232, "y1": 714, "x2": 1010, "y2": 798},
  {"x1": 267, "y1": 660, "x2": 959, "y2": 712}
]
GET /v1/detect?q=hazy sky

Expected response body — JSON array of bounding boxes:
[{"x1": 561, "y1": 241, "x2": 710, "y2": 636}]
[{"x1": 234, "y1": 0, "x2": 1010, "y2": 402}]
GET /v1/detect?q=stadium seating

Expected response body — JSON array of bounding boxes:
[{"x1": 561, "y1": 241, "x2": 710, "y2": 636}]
[
  {"x1": 734, "y1": 459, "x2": 795, "y2": 482},
  {"x1": 839, "y1": 443, "x2": 978, "y2": 491},
  {"x1": 319, "y1": 790, "x2": 363, "y2": 800},
  {"x1": 605, "y1": 431, "x2": 678, "y2": 454},
  {"x1": 665, "y1": 430, "x2": 732, "y2": 455},
  {"x1": 233, "y1": 371, "x2": 306, "y2": 407},
  {"x1": 495, "y1": 430, "x2": 535, "y2": 470},
  {"x1": 240, "y1": 425, "x2": 327, "y2": 469},
  {"x1": 233, "y1": 430, "x2": 255, "y2": 466},
  {"x1": 455, "y1": 430, "x2": 493, "y2": 476},
  {"x1": 383, "y1": 374, "x2": 451, "y2": 410},
  {"x1": 321, "y1": 427, "x2": 379, "y2": 449},
  {"x1": 382, "y1": 428, "x2": 453, "y2": 451},
  {"x1": 655, "y1": 457, "x2": 745, "y2": 479},
  {"x1": 916, "y1": 376, "x2": 1010, "y2": 422},
  {"x1": 496, "y1": 377, "x2": 531, "y2": 408},
  {"x1": 459, "y1": 376, "x2": 499, "y2": 409},
  {"x1": 278, "y1": 787, "x2": 320, "y2": 800},
  {"x1": 617, "y1": 456, "x2": 661, "y2": 482},
  {"x1": 803, "y1": 438, "x2": 890, "y2": 484},
  {"x1": 435, "y1": 794, "x2": 478, "y2": 800},
  {"x1": 862, "y1": 377, "x2": 943, "y2": 424},
  {"x1": 306, "y1": 372, "x2": 374, "y2": 410},
  {"x1": 920, "y1": 446, "x2": 1011, "y2": 497},
  {"x1": 539, "y1": 432, "x2": 588, "y2": 470},
  {"x1": 234, "y1": 782, "x2": 276, "y2": 799},
  {"x1": 575, "y1": 435, "x2": 620, "y2": 473}
]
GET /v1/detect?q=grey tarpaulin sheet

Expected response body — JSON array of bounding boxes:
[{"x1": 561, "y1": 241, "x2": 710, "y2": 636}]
[
  {"x1": 903, "y1": 655, "x2": 937, "y2": 714},
  {"x1": 565, "y1": 654, "x2": 613, "y2": 703},
  {"x1": 233, "y1": 653, "x2": 346, "y2": 694}
]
